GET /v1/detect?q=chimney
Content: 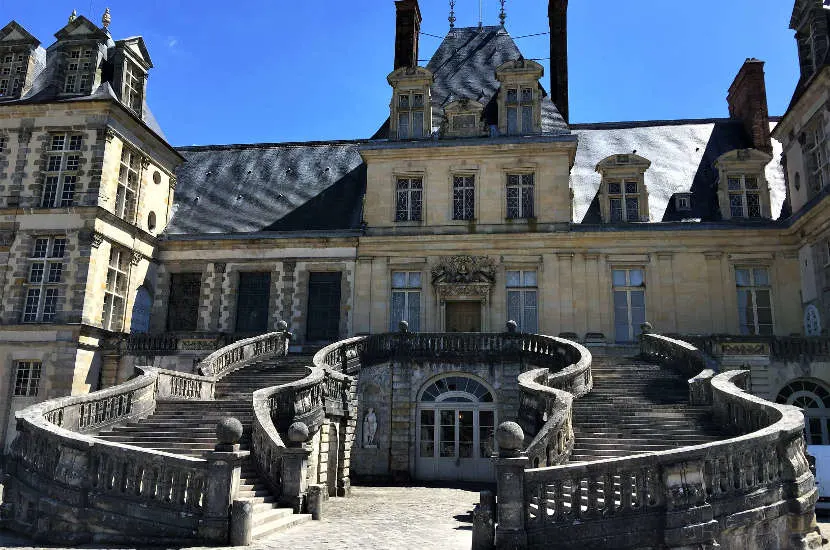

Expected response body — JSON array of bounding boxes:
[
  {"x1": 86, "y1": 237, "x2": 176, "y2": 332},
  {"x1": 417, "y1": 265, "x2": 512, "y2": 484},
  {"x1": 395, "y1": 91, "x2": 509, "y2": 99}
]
[
  {"x1": 548, "y1": 0, "x2": 569, "y2": 124},
  {"x1": 394, "y1": 0, "x2": 421, "y2": 70},
  {"x1": 727, "y1": 58, "x2": 772, "y2": 155}
]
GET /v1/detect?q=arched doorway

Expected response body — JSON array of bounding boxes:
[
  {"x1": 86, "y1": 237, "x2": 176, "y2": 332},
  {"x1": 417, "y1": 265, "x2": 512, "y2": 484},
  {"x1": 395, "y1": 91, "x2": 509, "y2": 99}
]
[
  {"x1": 776, "y1": 379, "x2": 830, "y2": 445},
  {"x1": 416, "y1": 374, "x2": 497, "y2": 482}
]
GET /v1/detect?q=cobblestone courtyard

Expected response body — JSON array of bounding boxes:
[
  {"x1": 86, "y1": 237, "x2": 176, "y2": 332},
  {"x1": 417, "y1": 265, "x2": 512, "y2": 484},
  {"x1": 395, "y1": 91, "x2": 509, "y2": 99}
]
[{"x1": 0, "y1": 485, "x2": 479, "y2": 549}]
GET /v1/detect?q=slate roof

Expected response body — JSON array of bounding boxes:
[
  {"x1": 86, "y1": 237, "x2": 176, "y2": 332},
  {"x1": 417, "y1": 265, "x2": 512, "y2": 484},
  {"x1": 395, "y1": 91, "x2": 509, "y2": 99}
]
[
  {"x1": 372, "y1": 26, "x2": 569, "y2": 138},
  {"x1": 166, "y1": 142, "x2": 366, "y2": 235},
  {"x1": 572, "y1": 120, "x2": 785, "y2": 224}
]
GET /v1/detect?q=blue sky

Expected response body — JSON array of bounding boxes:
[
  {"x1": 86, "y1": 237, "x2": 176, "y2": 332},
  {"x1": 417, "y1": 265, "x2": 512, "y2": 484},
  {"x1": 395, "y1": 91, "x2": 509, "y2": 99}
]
[{"x1": 2, "y1": 0, "x2": 799, "y2": 146}]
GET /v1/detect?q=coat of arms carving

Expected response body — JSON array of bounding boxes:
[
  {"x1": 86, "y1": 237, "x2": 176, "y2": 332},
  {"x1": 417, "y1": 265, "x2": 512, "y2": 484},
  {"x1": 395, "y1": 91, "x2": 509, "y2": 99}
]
[{"x1": 431, "y1": 256, "x2": 496, "y2": 285}]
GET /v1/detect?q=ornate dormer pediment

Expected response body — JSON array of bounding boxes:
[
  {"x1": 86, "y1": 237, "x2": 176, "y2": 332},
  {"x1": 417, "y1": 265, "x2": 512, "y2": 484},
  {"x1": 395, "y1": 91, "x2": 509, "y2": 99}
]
[
  {"x1": 432, "y1": 255, "x2": 496, "y2": 285},
  {"x1": 54, "y1": 15, "x2": 108, "y2": 41},
  {"x1": 0, "y1": 21, "x2": 40, "y2": 48},
  {"x1": 443, "y1": 97, "x2": 486, "y2": 138}
]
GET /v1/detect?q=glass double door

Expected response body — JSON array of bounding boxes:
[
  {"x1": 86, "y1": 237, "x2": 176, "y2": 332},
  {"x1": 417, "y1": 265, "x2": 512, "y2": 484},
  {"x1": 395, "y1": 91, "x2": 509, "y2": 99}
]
[{"x1": 416, "y1": 406, "x2": 496, "y2": 482}]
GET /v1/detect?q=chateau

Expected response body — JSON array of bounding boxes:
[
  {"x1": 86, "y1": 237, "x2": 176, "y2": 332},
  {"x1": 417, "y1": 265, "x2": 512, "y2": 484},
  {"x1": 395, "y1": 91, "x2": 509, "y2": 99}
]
[{"x1": 0, "y1": 0, "x2": 828, "y2": 548}]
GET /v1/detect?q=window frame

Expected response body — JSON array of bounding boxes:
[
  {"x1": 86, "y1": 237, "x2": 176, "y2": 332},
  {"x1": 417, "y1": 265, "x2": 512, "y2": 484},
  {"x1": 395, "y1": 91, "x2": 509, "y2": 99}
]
[
  {"x1": 506, "y1": 269, "x2": 538, "y2": 333},
  {"x1": 0, "y1": 50, "x2": 26, "y2": 97},
  {"x1": 396, "y1": 91, "x2": 426, "y2": 140},
  {"x1": 22, "y1": 236, "x2": 66, "y2": 323},
  {"x1": 451, "y1": 174, "x2": 476, "y2": 221},
  {"x1": 612, "y1": 267, "x2": 647, "y2": 343},
  {"x1": 505, "y1": 172, "x2": 535, "y2": 220},
  {"x1": 735, "y1": 266, "x2": 774, "y2": 336},
  {"x1": 505, "y1": 86, "x2": 535, "y2": 135},
  {"x1": 394, "y1": 176, "x2": 424, "y2": 223},
  {"x1": 116, "y1": 145, "x2": 141, "y2": 223},
  {"x1": 805, "y1": 114, "x2": 830, "y2": 194},
  {"x1": 390, "y1": 271, "x2": 422, "y2": 332},
  {"x1": 726, "y1": 174, "x2": 762, "y2": 219},
  {"x1": 101, "y1": 245, "x2": 131, "y2": 332},
  {"x1": 62, "y1": 47, "x2": 94, "y2": 95},
  {"x1": 607, "y1": 179, "x2": 642, "y2": 222},
  {"x1": 41, "y1": 132, "x2": 83, "y2": 208},
  {"x1": 13, "y1": 360, "x2": 42, "y2": 397},
  {"x1": 123, "y1": 59, "x2": 143, "y2": 114}
]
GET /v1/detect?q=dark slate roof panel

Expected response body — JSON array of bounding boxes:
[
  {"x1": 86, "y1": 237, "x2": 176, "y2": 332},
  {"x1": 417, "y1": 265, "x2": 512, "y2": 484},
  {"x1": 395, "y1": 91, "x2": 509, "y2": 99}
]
[
  {"x1": 166, "y1": 142, "x2": 366, "y2": 235},
  {"x1": 570, "y1": 120, "x2": 786, "y2": 223}
]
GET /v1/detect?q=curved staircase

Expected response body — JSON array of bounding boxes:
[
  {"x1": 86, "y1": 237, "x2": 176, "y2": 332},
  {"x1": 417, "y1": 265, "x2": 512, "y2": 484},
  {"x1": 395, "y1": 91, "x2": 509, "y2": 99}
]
[
  {"x1": 96, "y1": 355, "x2": 314, "y2": 540},
  {"x1": 569, "y1": 353, "x2": 726, "y2": 462}
]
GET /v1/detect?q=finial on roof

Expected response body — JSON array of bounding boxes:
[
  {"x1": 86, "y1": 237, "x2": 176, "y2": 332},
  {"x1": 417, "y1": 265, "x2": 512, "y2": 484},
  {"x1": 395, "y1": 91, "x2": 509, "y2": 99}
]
[
  {"x1": 102, "y1": 7, "x2": 111, "y2": 30},
  {"x1": 449, "y1": 0, "x2": 456, "y2": 29},
  {"x1": 69, "y1": 9, "x2": 77, "y2": 23},
  {"x1": 499, "y1": 0, "x2": 507, "y2": 27}
]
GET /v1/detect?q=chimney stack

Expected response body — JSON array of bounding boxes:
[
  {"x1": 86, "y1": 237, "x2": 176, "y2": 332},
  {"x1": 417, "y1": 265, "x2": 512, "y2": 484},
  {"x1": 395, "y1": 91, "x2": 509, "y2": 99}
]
[
  {"x1": 727, "y1": 58, "x2": 772, "y2": 155},
  {"x1": 394, "y1": 0, "x2": 422, "y2": 70},
  {"x1": 548, "y1": 0, "x2": 569, "y2": 124}
]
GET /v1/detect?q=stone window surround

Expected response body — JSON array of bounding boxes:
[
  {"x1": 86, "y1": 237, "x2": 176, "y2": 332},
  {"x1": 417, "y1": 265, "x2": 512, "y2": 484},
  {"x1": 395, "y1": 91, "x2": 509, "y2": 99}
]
[
  {"x1": 732, "y1": 263, "x2": 775, "y2": 336},
  {"x1": 504, "y1": 169, "x2": 536, "y2": 221},
  {"x1": 392, "y1": 171, "x2": 426, "y2": 224},
  {"x1": 448, "y1": 166, "x2": 480, "y2": 223},
  {"x1": 595, "y1": 154, "x2": 651, "y2": 223},
  {"x1": 387, "y1": 66, "x2": 433, "y2": 141},
  {"x1": 41, "y1": 131, "x2": 84, "y2": 208},
  {"x1": 495, "y1": 58, "x2": 544, "y2": 136},
  {"x1": 714, "y1": 148, "x2": 773, "y2": 220},
  {"x1": 12, "y1": 360, "x2": 41, "y2": 397},
  {"x1": 22, "y1": 235, "x2": 67, "y2": 324}
]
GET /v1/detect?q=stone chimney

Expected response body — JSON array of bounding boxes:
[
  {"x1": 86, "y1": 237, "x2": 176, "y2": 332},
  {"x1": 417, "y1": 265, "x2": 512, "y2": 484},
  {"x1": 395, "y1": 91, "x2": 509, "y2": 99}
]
[
  {"x1": 548, "y1": 0, "x2": 569, "y2": 124},
  {"x1": 727, "y1": 58, "x2": 772, "y2": 155},
  {"x1": 394, "y1": 0, "x2": 421, "y2": 70}
]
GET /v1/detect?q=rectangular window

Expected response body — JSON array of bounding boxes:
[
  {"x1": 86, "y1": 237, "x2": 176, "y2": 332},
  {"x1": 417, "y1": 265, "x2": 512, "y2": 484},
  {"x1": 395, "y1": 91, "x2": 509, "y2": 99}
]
[
  {"x1": 63, "y1": 47, "x2": 92, "y2": 95},
  {"x1": 41, "y1": 132, "x2": 82, "y2": 208},
  {"x1": 395, "y1": 177, "x2": 423, "y2": 222},
  {"x1": 727, "y1": 176, "x2": 762, "y2": 218},
  {"x1": 805, "y1": 115, "x2": 830, "y2": 193},
  {"x1": 116, "y1": 146, "x2": 141, "y2": 222},
  {"x1": 506, "y1": 270, "x2": 538, "y2": 333},
  {"x1": 235, "y1": 272, "x2": 271, "y2": 334},
  {"x1": 397, "y1": 92, "x2": 425, "y2": 139},
  {"x1": 22, "y1": 236, "x2": 66, "y2": 323},
  {"x1": 736, "y1": 267, "x2": 773, "y2": 335},
  {"x1": 13, "y1": 361, "x2": 41, "y2": 397},
  {"x1": 102, "y1": 245, "x2": 130, "y2": 332},
  {"x1": 452, "y1": 175, "x2": 475, "y2": 221},
  {"x1": 167, "y1": 272, "x2": 202, "y2": 331},
  {"x1": 506, "y1": 87, "x2": 534, "y2": 135},
  {"x1": 123, "y1": 61, "x2": 143, "y2": 113},
  {"x1": 612, "y1": 268, "x2": 646, "y2": 342},
  {"x1": 506, "y1": 173, "x2": 534, "y2": 219},
  {"x1": 390, "y1": 271, "x2": 421, "y2": 331},
  {"x1": 607, "y1": 180, "x2": 641, "y2": 222}
]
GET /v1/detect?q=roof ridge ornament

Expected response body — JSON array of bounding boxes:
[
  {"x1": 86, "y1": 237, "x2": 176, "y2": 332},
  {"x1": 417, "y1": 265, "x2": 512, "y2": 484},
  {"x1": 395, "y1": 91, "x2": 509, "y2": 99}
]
[
  {"x1": 102, "y1": 7, "x2": 111, "y2": 30},
  {"x1": 449, "y1": 0, "x2": 456, "y2": 29},
  {"x1": 69, "y1": 9, "x2": 77, "y2": 24},
  {"x1": 499, "y1": 0, "x2": 506, "y2": 27}
]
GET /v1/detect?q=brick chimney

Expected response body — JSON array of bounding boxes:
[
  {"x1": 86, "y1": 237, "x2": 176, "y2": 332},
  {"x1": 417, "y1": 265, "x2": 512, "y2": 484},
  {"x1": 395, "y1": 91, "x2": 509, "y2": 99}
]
[
  {"x1": 548, "y1": 0, "x2": 569, "y2": 124},
  {"x1": 394, "y1": 0, "x2": 421, "y2": 70},
  {"x1": 727, "y1": 58, "x2": 772, "y2": 155}
]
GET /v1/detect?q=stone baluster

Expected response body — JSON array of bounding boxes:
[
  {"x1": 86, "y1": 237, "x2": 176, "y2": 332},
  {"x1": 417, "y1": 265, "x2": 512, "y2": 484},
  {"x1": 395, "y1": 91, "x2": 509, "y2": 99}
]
[
  {"x1": 494, "y1": 422, "x2": 528, "y2": 549},
  {"x1": 280, "y1": 422, "x2": 312, "y2": 513}
]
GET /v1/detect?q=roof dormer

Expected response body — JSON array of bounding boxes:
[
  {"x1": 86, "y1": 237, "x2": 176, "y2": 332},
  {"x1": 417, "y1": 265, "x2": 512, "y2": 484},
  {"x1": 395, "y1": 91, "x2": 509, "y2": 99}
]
[
  {"x1": 442, "y1": 98, "x2": 485, "y2": 139},
  {"x1": 0, "y1": 21, "x2": 41, "y2": 100},
  {"x1": 113, "y1": 36, "x2": 152, "y2": 117},
  {"x1": 52, "y1": 15, "x2": 109, "y2": 97},
  {"x1": 495, "y1": 58, "x2": 544, "y2": 136},
  {"x1": 790, "y1": 0, "x2": 830, "y2": 82},
  {"x1": 595, "y1": 154, "x2": 652, "y2": 223},
  {"x1": 387, "y1": 66, "x2": 433, "y2": 140},
  {"x1": 714, "y1": 148, "x2": 774, "y2": 220}
]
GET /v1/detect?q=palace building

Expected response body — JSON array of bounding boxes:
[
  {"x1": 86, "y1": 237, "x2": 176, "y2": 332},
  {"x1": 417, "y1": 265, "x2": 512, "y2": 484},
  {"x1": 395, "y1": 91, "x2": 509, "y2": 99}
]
[{"x1": 0, "y1": 0, "x2": 828, "y2": 474}]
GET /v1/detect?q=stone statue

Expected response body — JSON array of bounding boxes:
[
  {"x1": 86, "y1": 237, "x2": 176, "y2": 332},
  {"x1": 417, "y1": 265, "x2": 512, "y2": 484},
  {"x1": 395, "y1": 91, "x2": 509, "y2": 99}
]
[{"x1": 363, "y1": 408, "x2": 378, "y2": 447}]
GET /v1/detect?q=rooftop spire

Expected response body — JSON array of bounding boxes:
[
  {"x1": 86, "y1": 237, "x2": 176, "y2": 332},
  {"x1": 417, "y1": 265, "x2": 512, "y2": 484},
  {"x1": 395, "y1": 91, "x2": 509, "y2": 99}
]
[
  {"x1": 499, "y1": 0, "x2": 506, "y2": 27},
  {"x1": 102, "y1": 7, "x2": 111, "y2": 30},
  {"x1": 449, "y1": 0, "x2": 456, "y2": 29},
  {"x1": 68, "y1": 9, "x2": 77, "y2": 23}
]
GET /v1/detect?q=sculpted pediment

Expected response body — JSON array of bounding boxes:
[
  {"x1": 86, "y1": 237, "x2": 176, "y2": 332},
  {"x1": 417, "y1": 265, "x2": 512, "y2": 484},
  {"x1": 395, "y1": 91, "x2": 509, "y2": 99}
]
[{"x1": 431, "y1": 255, "x2": 496, "y2": 285}]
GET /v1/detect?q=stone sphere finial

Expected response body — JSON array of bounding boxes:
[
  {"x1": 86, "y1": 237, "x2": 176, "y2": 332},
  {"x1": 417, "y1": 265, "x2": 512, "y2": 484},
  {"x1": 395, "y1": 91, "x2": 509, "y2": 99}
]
[
  {"x1": 398, "y1": 320, "x2": 409, "y2": 333},
  {"x1": 288, "y1": 422, "x2": 310, "y2": 444},
  {"x1": 640, "y1": 322, "x2": 654, "y2": 335},
  {"x1": 216, "y1": 417, "x2": 243, "y2": 446},
  {"x1": 506, "y1": 320, "x2": 518, "y2": 334},
  {"x1": 496, "y1": 421, "x2": 524, "y2": 455},
  {"x1": 277, "y1": 320, "x2": 288, "y2": 332}
]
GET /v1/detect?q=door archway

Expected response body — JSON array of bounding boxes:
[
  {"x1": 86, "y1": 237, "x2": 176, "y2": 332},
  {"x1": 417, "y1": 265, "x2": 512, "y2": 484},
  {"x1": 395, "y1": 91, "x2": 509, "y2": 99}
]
[
  {"x1": 776, "y1": 379, "x2": 830, "y2": 445},
  {"x1": 415, "y1": 374, "x2": 497, "y2": 482}
]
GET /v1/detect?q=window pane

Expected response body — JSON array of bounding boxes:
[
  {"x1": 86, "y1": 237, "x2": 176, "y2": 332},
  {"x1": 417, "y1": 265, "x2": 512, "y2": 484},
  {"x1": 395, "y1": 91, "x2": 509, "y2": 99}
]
[
  {"x1": 390, "y1": 291, "x2": 406, "y2": 331},
  {"x1": 728, "y1": 177, "x2": 742, "y2": 191},
  {"x1": 608, "y1": 182, "x2": 621, "y2": 195},
  {"x1": 744, "y1": 177, "x2": 758, "y2": 190},
  {"x1": 753, "y1": 268, "x2": 770, "y2": 286},
  {"x1": 625, "y1": 182, "x2": 638, "y2": 194},
  {"x1": 523, "y1": 271, "x2": 537, "y2": 287},
  {"x1": 629, "y1": 270, "x2": 644, "y2": 287},
  {"x1": 630, "y1": 290, "x2": 645, "y2": 308},
  {"x1": 506, "y1": 271, "x2": 521, "y2": 287},
  {"x1": 412, "y1": 111, "x2": 424, "y2": 138},
  {"x1": 612, "y1": 270, "x2": 627, "y2": 287},
  {"x1": 610, "y1": 198, "x2": 623, "y2": 222},
  {"x1": 523, "y1": 290, "x2": 538, "y2": 333},
  {"x1": 625, "y1": 197, "x2": 640, "y2": 221},
  {"x1": 507, "y1": 290, "x2": 521, "y2": 326},
  {"x1": 407, "y1": 291, "x2": 421, "y2": 332},
  {"x1": 398, "y1": 112, "x2": 409, "y2": 139},
  {"x1": 392, "y1": 272, "x2": 407, "y2": 288},
  {"x1": 507, "y1": 107, "x2": 518, "y2": 134},
  {"x1": 521, "y1": 106, "x2": 532, "y2": 133},
  {"x1": 735, "y1": 269, "x2": 751, "y2": 287},
  {"x1": 730, "y1": 194, "x2": 744, "y2": 217},
  {"x1": 408, "y1": 272, "x2": 421, "y2": 288},
  {"x1": 613, "y1": 291, "x2": 629, "y2": 308}
]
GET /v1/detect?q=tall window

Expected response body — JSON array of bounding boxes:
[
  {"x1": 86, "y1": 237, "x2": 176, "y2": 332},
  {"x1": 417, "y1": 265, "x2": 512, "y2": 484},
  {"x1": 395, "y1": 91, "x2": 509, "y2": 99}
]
[
  {"x1": 805, "y1": 116, "x2": 829, "y2": 193},
  {"x1": 102, "y1": 246, "x2": 130, "y2": 332},
  {"x1": 42, "y1": 133, "x2": 82, "y2": 208},
  {"x1": 123, "y1": 61, "x2": 143, "y2": 113},
  {"x1": 0, "y1": 51, "x2": 25, "y2": 97},
  {"x1": 452, "y1": 175, "x2": 475, "y2": 221},
  {"x1": 397, "y1": 92, "x2": 425, "y2": 139},
  {"x1": 167, "y1": 273, "x2": 202, "y2": 331},
  {"x1": 613, "y1": 268, "x2": 646, "y2": 342},
  {"x1": 608, "y1": 180, "x2": 641, "y2": 222},
  {"x1": 727, "y1": 175, "x2": 762, "y2": 219},
  {"x1": 736, "y1": 267, "x2": 773, "y2": 335},
  {"x1": 236, "y1": 272, "x2": 271, "y2": 334},
  {"x1": 13, "y1": 361, "x2": 41, "y2": 397},
  {"x1": 506, "y1": 270, "x2": 538, "y2": 333},
  {"x1": 22, "y1": 236, "x2": 66, "y2": 323},
  {"x1": 116, "y1": 146, "x2": 140, "y2": 222},
  {"x1": 395, "y1": 177, "x2": 423, "y2": 222},
  {"x1": 506, "y1": 87, "x2": 534, "y2": 135},
  {"x1": 63, "y1": 47, "x2": 94, "y2": 94},
  {"x1": 506, "y1": 173, "x2": 534, "y2": 219},
  {"x1": 391, "y1": 271, "x2": 421, "y2": 331}
]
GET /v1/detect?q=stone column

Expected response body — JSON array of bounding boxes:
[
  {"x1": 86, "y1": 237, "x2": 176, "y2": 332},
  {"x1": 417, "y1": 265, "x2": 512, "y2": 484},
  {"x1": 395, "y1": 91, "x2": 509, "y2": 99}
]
[{"x1": 494, "y1": 422, "x2": 528, "y2": 549}]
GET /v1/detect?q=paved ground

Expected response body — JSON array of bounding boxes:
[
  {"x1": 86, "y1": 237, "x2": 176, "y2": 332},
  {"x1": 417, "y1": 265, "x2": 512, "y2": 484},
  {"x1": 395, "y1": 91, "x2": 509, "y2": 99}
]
[{"x1": 0, "y1": 485, "x2": 479, "y2": 550}]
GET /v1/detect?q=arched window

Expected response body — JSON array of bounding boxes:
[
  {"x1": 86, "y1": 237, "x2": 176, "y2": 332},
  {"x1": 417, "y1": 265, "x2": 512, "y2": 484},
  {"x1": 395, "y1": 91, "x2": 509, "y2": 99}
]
[
  {"x1": 776, "y1": 379, "x2": 830, "y2": 445},
  {"x1": 420, "y1": 375, "x2": 493, "y2": 403}
]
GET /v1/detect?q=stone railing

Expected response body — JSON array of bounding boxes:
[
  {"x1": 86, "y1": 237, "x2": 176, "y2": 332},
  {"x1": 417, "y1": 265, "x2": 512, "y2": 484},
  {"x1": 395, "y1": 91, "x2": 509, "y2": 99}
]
[
  {"x1": 681, "y1": 333, "x2": 830, "y2": 362},
  {"x1": 1, "y1": 329, "x2": 294, "y2": 545},
  {"x1": 125, "y1": 332, "x2": 227, "y2": 355},
  {"x1": 489, "y1": 334, "x2": 821, "y2": 549},
  {"x1": 197, "y1": 329, "x2": 290, "y2": 378}
]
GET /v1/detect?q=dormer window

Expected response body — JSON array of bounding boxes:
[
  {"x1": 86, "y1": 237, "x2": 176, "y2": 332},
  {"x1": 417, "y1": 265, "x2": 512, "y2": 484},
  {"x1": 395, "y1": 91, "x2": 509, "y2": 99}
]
[
  {"x1": 443, "y1": 98, "x2": 485, "y2": 138},
  {"x1": 714, "y1": 148, "x2": 773, "y2": 220},
  {"x1": 496, "y1": 59, "x2": 544, "y2": 136},
  {"x1": 804, "y1": 113, "x2": 829, "y2": 194},
  {"x1": 63, "y1": 48, "x2": 94, "y2": 94},
  {"x1": 506, "y1": 87, "x2": 534, "y2": 135},
  {"x1": 123, "y1": 60, "x2": 143, "y2": 113},
  {"x1": 397, "y1": 92, "x2": 425, "y2": 139},
  {"x1": 596, "y1": 154, "x2": 651, "y2": 223},
  {"x1": 387, "y1": 66, "x2": 433, "y2": 141},
  {"x1": 0, "y1": 51, "x2": 26, "y2": 97},
  {"x1": 675, "y1": 193, "x2": 692, "y2": 212}
]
